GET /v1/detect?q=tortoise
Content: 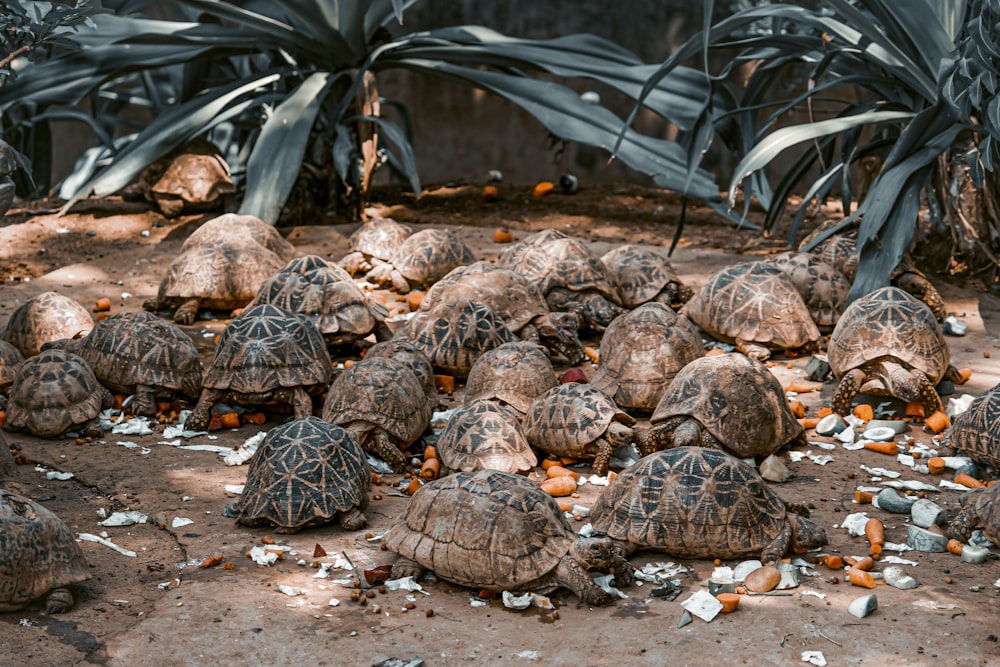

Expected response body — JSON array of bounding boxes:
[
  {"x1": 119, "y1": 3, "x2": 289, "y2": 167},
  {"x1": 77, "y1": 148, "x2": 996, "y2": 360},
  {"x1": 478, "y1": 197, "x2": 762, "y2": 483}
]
[
  {"x1": 184, "y1": 304, "x2": 332, "y2": 431},
  {"x1": 681, "y1": 261, "x2": 820, "y2": 360},
  {"x1": 419, "y1": 261, "x2": 586, "y2": 364},
  {"x1": 2, "y1": 291, "x2": 94, "y2": 358},
  {"x1": 590, "y1": 447, "x2": 829, "y2": 563},
  {"x1": 464, "y1": 341, "x2": 557, "y2": 418},
  {"x1": 135, "y1": 139, "x2": 236, "y2": 217},
  {"x1": 384, "y1": 470, "x2": 633, "y2": 606},
  {"x1": 590, "y1": 303, "x2": 704, "y2": 412},
  {"x1": 0, "y1": 490, "x2": 91, "y2": 613},
  {"x1": 765, "y1": 251, "x2": 849, "y2": 330},
  {"x1": 435, "y1": 398, "x2": 537, "y2": 474},
  {"x1": 246, "y1": 255, "x2": 391, "y2": 349},
  {"x1": 633, "y1": 353, "x2": 805, "y2": 459},
  {"x1": 232, "y1": 417, "x2": 371, "y2": 533},
  {"x1": 0, "y1": 339, "x2": 24, "y2": 408},
  {"x1": 143, "y1": 235, "x2": 286, "y2": 324},
  {"x1": 339, "y1": 217, "x2": 412, "y2": 276},
  {"x1": 362, "y1": 338, "x2": 436, "y2": 395},
  {"x1": 0, "y1": 431, "x2": 13, "y2": 482},
  {"x1": 399, "y1": 298, "x2": 517, "y2": 377},
  {"x1": 600, "y1": 244, "x2": 692, "y2": 309},
  {"x1": 946, "y1": 483, "x2": 1000, "y2": 545},
  {"x1": 498, "y1": 229, "x2": 624, "y2": 330},
  {"x1": 41, "y1": 311, "x2": 203, "y2": 416},
  {"x1": 827, "y1": 286, "x2": 960, "y2": 417},
  {"x1": 940, "y1": 381, "x2": 1000, "y2": 469},
  {"x1": 366, "y1": 227, "x2": 476, "y2": 293},
  {"x1": 522, "y1": 382, "x2": 637, "y2": 476},
  {"x1": 0, "y1": 139, "x2": 15, "y2": 217},
  {"x1": 4, "y1": 348, "x2": 114, "y2": 438},
  {"x1": 321, "y1": 356, "x2": 432, "y2": 471},
  {"x1": 182, "y1": 212, "x2": 296, "y2": 262}
]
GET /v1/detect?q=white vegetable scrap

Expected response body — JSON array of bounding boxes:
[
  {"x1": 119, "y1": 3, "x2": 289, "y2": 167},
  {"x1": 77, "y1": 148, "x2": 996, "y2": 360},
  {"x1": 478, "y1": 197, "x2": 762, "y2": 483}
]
[
  {"x1": 939, "y1": 480, "x2": 974, "y2": 491},
  {"x1": 222, "y1": 431, "x2": 268, "y2": 466},
  {"x1": 839, "y1": 512, "x2": 870, "y2": 537},
  {"x1": 158, "y1": 438, "x2": 233, "y2": 455},
  {"x1": 809, "y1": 441, "x2": 836, "y2": 451},
  {"x1": 881, "y1": 555, "x2": 918, "y2": 566},
  {"x1": 502, "y1": 591, "x2": 553, "y2": 610},
  {"x1": 883, "y1": 542, "x2": 912, "y2": 553},
  {"x1": 224, "y1": 484, "x2": 244, "y2": 495},
  {"x1": 577, "y1": 474, "x2": 609, "y2": 486},
  {"x1": 248, "y1": 546, "x2": 281, "y2": 566},
  {"x1": 592, "y1": 573, "x2": 627, "y2": 599},
  {"x1": 635, "y1": 561, "x2": 688, "y2": 584},
  {"x1": 801, "y1": 650, "x2": 827, "y2": 666},
  {"x1": 577, "y1": 523, "x2": 596, "y2": 538},
  {"x1": 385, "y1": 576, "x2": 429, "y2": 594},
  {"x1": 800, "y1": 590, "x2": 826, "y2": 600},
  {"x1": 807, "y1": 453, "x2": 834, "y2": 466},
  {"x1": 840, "y1": 438, "x2": 865, "y2": 451},
  {"x1": 161, "y1": 423, "x2": 210, "y2": 440},
  {"x1": 78, "y1": 533, "x2": 137, "y2": 557},
  {"x1": 680, "y1": 590, "x2": 722, "y2": 622},
  {"x1": 834, "y1": 427, "x2": 855, "y2": 445},
  {"x1": 861, "y1": 465, "x2": 901, "y2": 479},
  {"x1": 100, "y1": 511, "x2": 149, "y2": 527},
  {"x1": 274, "y1": 584, "x2": 305, "y2": 597},
  {"x1": 882, "y1": 479, "x2": 938, "y2": 492},
  {"x1": 171, "y1": 517, "x2": 194, "y2": 528},
  {"x1": 116, "y1": 441, "x2": 151, "y2": 454},
  {"x1": 112, "y1": 417, "x2": 153, "y2": 435}
]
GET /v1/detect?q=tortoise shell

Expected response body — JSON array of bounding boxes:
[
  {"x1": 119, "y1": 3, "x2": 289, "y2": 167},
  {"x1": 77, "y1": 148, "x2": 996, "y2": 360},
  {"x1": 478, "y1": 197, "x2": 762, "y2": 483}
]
[
  {"x1": 0, "y1": 490, "x2": 90, "y2": 612},
  {"x1": 400, "y1": 298, "x2": 517, "y2": 377},
  {"x1": 203, "y1": 304, "x2": 331, "y2": 394},
  {"x1": 0, "y1": 339, "x2": 24, "y2": 393},
  {"x1": 523, "y1": 382, "x2": 636, "y2": 458},
  {"x1": 940, "y1": 381, "x2": 1000, "y2": 469},
  {"x1": 5, "y1": 348, "x2": 110, "y2": 437},
  {"x1": 52, "y1": 310, "x2": 203, "y2": 399},
  {"x1": 145, "y1": 144, "x2": 236, "y2": 216},
  {"x1": 348, "y1": 217, "x2": 412, "y2": 262},
  {"x1": 383, "y1": 228, "x2": 476, "y2": 288},
  {"x1": 766, "y1": 251, "x2": 849, "y2": 329},
  {"x1": 236, "y1": 417, "x2": 371, "y2": 533},
  {"x1": 590, "y1": 447, "x2": 827, "y2": 560},
  {"x1": 497, "y1": 229, "x2": 618, "y2": 300},
  {"x1": 827, "y1": 286, "x2": 949, "y2": 382},
  {"x1": 465, "y1": 341, "x2": 557, "y2": 416},
  {"x1": 2, "y1": 291, "x2": 94, "y2": 357},
  {"x1": 363, "y1": 339, "x2": 436, "y2": 396},
  {"x1": 383, "y1": 470, "x2": 578, "y2": 590},
  {"x1": 435, "y1": 398, "x2": 537, "y2": 474},
  {"x1": 946, "y1": 483, "x2": 1000, "y2": 545},
  {"x1": 601, "y1": 244, "x2": 691, "y2": 309},
  {"x1": 682, "y1": 261, "x2": 819, "y2": 354},
  {"x1": 646, "y1": 353, "x2": 803, "y2": 459},
  {"x1": 183, "y1": 213, "x2": 296, "y2": 262},
  {"x1": 591, "y1": 303, "x2": 704, "y2": 411}
]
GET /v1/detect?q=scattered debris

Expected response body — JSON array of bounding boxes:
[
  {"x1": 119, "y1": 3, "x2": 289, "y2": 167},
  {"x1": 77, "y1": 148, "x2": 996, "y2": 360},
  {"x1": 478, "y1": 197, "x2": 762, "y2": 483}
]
[
  {"x1": 680, "y1": 590, "x2": 723, "y2": 622},
  {"x1": 78, "y1": 532, "x2": 137, "y2": 557},
  {"x1": 222, "y1": 431, "x2": 268, "y2": 465}
]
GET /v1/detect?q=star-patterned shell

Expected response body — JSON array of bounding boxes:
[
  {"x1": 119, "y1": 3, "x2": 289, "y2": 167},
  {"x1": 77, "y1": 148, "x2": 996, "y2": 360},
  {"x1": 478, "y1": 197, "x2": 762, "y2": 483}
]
[
  {"x1": 601, "y1": 244, "x2": 691, "y2": 309},
  {"x1": 5, "y1": 348, "x2": 108, "y2": 437},
  {"x1": 523, "y1": 382, "x2": 635, "y2": 457},
  {"x1": 464, "y1": 341, "x2": 557, "y2": 416},
  {"x1": 385, "y1": 228, "x2": 476, "y2": 288},
  {"x1": 766, "y1": 251, "x2": 849, "y2": 329},
  {"x1": 2, "y1": 291, "x2": 94, "y2": 357},
  {"x1": 435, "y1": 398, "x2": 537, "y2": 474},
  {"x1": 941, "y1": 381, "x2": 1000, "y2": 469}
]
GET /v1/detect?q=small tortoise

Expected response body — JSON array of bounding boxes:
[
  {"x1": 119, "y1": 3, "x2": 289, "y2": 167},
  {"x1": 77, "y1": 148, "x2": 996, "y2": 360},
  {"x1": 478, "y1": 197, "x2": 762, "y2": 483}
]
[
  {"x1": 465, "y1": 341, "x2": 557, "y2": 418},
  {"x1": 523, "y1": 382, "x2": 636, "y2": 476},
  {"x1": 940, "y1": 382, "x2": 1000, "y2": 469},
  {"x1": 765, "y1": 251, "x2": 849, "y2": 330},
  {"x1": 321, "y1": 356, "x2": 432, "y2": 471},
  {"x1": 435, "y1": 398, "x2": 537, "y2": 474},
  {"x1": 182, "y1": 213, "x2": 296, "y2": 262},
  {"x1": 339, "y1": 217, "x2": 412, "y2": 276},
  {"x1": 0, "y1": 490, "x2": 91, "y2": 613},
  {"x1": 634, "y1": 353, "x2": 805, "y2": 459},
  {"x1": 133, "y1": 139, "x2": 236, "y2": 217},
  {"x1": 591, "y1": 303, "x2": 704, "y2": 411},
  {"x1": 591, "y1": 447, "x2": 829, "y2": 563},
  {"x1": 384, "y1": 470, "x2": 633, "y2": 606},
  {"x1": 600, "y1": 244, "x2": 692, "y2": 309},
  {"x1": 827, "y1": 286, "x2": 960, "y2": 417},
  {"x1": 682, "y1": 261, "x2": 820, "y2": 360},
  {"x1": 42, "y1": 311, "x2": 203, "y2": 416},
  {"x1": 366, "y1": 227, "x2": 476, "y2": 293},
  {"x1": 0, "y1": 139, "x2": 15, "y2": 217},
  {"x1": 400, "y1": 298, "x2": 517, "y2": 377},
  {"x1": 2, "y1": 291, "x2": 94, "y2": 358},
  {"x1": 247, "y1": 255, "x2": 391, "y2": 349},
  {"x1": 419, "y1": 261, "x2": 585, "y2": 364},
  {"x1": 0, "y1": 339, "x2": 24, "y2": 408},
  {"x1": 946, "y1": 484, "x2": 1000, "y2": 545},
  {"x1": 185, "y1": 304, "x2": 332, "y2": 431},
  {"x1": 0, "y1": 431, "x2": 13, "y2": 481},
  {"x1": 498, "y1": 229, "x2": 624, "y2": 330},
  {"x1": 5, "y1": 348, "x2": 113, "y2": 437},
  {"x1": 363, "y1": 339, "x2": 436, "y2": 395},
  {"x1": 233, "y1": 417, "x2": 371, "y2": 533}
]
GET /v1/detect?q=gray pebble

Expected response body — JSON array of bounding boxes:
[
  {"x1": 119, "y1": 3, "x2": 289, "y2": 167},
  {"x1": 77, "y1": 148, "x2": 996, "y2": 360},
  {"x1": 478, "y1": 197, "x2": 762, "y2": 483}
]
[
  {"x1": 875, "y1": 488, "x2": 914, "y2": 514},
  {"x1": 911, "y1": 498, "x2": 948, "y2": 528},
  {"x1": 815, "y1": 413, "x2": 848, "y2": 436},
  {"x1": 848, "y1": 593, "x2": 878, "y2": 618},
  {"x1": 906, "y1": 524, "x2": 949, "y2": 552}
]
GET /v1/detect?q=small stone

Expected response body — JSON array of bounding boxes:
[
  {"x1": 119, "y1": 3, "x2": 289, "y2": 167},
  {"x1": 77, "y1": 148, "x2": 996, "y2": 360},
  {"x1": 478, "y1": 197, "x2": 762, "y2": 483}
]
[
  {"x1": 815, "y1": 413, "x2": 848, "y2": 436},
  {"x1": 775, "y1": 561, "x2": 801, "y2": 590},
  {"x1": 759, "y1": 454, "x2": 789, "y2": 483},
  {"x1": 744, "y1": 565, "x2": 781, "y2": 592},
  {"x1": 866, "y1": 419, "x2": 909, "y2": 435},
  {"x1": 677, "y1": 609, "x2": 693, "y2": 628},
  {"x1": 911, "y1": 499, "x2": 948, "y2": 528},
  {"x1": 580, "y1": 90, "x2": 601, "y2": 105},
  {"x1": 942, "y1": 315, "x2": 967, "y2": 336},
  {"x1": 961, "y1": 545, "x2": 990, "y2": 564},
  {"x1": 805, "y1": 354, "x2": 831, "y2": 381},
  {"x1": 882, "y1": 566, "x2": 918, "y2": 590},
  {"x1": 862, "y1": 427, "x2": 897, "y2": 442},
  {"x1": 875, "y1": 488, "x2": 914, "y2": 514},
  {"x1": 907, "y1": 524, "x2": 949, "y2": 552},
  {"x1": 848, "y1": 593, "x2": 878, "y2": 618},
  {"x1": 732, "y1": 560, "x2": 763, "y2": 582}
]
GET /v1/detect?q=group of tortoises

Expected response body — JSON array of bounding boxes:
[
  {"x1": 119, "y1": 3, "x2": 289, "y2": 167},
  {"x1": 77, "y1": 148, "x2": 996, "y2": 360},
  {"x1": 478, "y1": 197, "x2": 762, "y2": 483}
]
[{"x1": 1, "y1": 211, "x2": 997, "y2": 615}]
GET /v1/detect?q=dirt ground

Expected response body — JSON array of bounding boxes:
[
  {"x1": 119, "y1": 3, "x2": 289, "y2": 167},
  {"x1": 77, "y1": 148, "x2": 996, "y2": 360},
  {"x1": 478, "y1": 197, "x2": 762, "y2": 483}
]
[{"x1": 1, "y1": 184, "x2": 999, "y2": 667}]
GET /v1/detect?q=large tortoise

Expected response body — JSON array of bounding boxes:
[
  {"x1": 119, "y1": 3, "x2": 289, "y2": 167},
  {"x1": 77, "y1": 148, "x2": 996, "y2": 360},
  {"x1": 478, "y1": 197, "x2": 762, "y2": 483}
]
[
  {"x1": 464, "y1": 341, "x2": 557, "y2": 418},
  {"x1": 682, "y1": 261, "x2": 820, "y2": 360},
  {"x1": 435, "y1": 398, "x2": 537, "y2": 474},
  {"x1": 233, "y1": 417, "x2": 371, "y2": 533},
  {"x1": 246, "y1": 255, "x2": 390, "y2": 349},
  {"x1": 182, "y1": 213, "x2": 296, "y2": 262},
  {"x1": 946, "y1": 484, "x2": 1000, "y2": 545},
  {"x1": 591, "y1": 447, "x2": 829, "y2": 563},
  {"x1": 765, "y1": 251, "x2": 849, "y2": 330},
  {"x1": 5, "y1": 348, "x2": 113, "y2": 437},
  {"x1": 940, "y1": 381, "x2": 1000, "y2": 469},
  {"x1": 362, "y1": 339, "x2": 436, "y2": 396},
  {"x1": 419, "y1": 261, "x2": 585, "y2": 364},
  {"x1": 42, "y1": 311, "x2": 202, "y2": 416},
  {"x1": 523, "y1": 382, "x2": 636, "y2": 476},
  {"x1": 2, "y1": 291, "x2": 94, "y2": 358},
  {"x1": 384, "y1": 470, "x2": 633, "y2": 606},
  {"x1": 129, "y1": 139, "x2": 236, "y2": 217},
  {"x1": 601, "y1": 244, "x2": 692, "y2": 309},
  {"x1": 321, "y1": 356, "x2": 432, "y2": 471},
  {"x1": 185, "y1": 304, "x2": 332, "y2": 431},
  {"x1": 0, "y1": 490, "x2": 91, "y2": 613},
  {"x1": 498, "y1": 229, "x2": 624, "y2": 330},
  {"x1": 366, "y1": 227, "x2": 476, "y2": 293},
  {"x1": 591, "y1": 303, "x2": 704, "y2": 411},
  {"x1": 634, "y1": 353, "x2": 805, "y2": 459},
  {"x1": 827, "y1": 286, "x2": 960, "y2": 417},
  {"x1": 339, "y1": 217, "x2": 412, "y2": 276}
]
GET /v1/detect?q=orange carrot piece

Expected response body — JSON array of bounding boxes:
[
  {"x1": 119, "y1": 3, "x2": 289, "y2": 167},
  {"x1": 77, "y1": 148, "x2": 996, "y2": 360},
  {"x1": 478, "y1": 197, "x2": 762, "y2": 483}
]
[
  {"x1": 785, "y1": 381, "x2": 821, "y2": 393},
  {"x1": 854, "y1": 490, "x2": 874, "y2": 504},
  {"x1": 532, "y1": 181, "x2": 555, "y2": 197},
  {"x1": 853, "y1": 404, "x2": 874, "y2": 421},
  {"x1": 541, "y1": 458, "x2": 562, "y2": 470},
  {"x1": 927, "y1": 457, "x2": 946, "y2": 475},
  {"x1": 865, "y1": 518, "x2": 885, "y2": 556},
  {"x1": 863, "y1": 440, "x2": 898, "y2": 455},
  {"x1": 424, "y1": 445, "x2": 438, "y2": 462},
  {"x1": 788, "y1": 400, "x2": 806, "y2": 418},
  {"x1": 816, "y1": 407, "x2": 833, "y2": 418},
  {"x1": 847, "y1": 568, "x2": 876, "y2": 589},
  {"x1": 545, "y1": 465, "x2": 579, "y2": 480},
  {"x1": 798, "y1": 417, "x2": 820, "y2": 429},
  {"x1": 420, "y1": 458, "x2": 440, "y2": 480},
  {"x1": 947, "y1": 539, "x2": 964, "y2": 555},
  {"x1": 540, "y1": 476, "x2": 577, "y2": 497},
  {"x1": 954, "y1": 472, "x2": 986, "y2": 489},
  {"x1": 924, "y1": 411, "x2": 950, "y2": 433}
]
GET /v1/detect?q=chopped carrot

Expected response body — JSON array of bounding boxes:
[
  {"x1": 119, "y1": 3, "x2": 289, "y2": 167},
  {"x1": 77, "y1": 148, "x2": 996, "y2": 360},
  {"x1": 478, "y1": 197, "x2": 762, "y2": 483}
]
[
  {"x1": 924, "y1": 411, "x2": 950, "y2": 433},
  {"x1": 434, "y1": 374, "x2": 455, "y2": 394},
  {"x1": 403, "y1": 477, "x2": 423, "y2": 495},
  {"x1": 954, "y1": 472, "x2": 986, "y2": 488},
  {"x1": 947, "y1": 539, "x2": 964, "y2": 555},
  {"x1": 788, "y1": 400, "x2": 806, "y2": 418},
  {"x1": 785, "y1": 381, "x2": 821, "y2": 393},
  {"x1": 816, "y1": 407, "x2": 833, "y2": 418},
  {"x1": 823, "y1": 555, "x2": 843, "y2": 570},
  {"x1": 540, "y1": 476, "x2": 577, "y2": 497},
  {"x1": 905, "y1": 402, "x2": 925, "y2": 419},
  {"x1": 865, "y1": 518, "x2": 885, "y2": 556},
  {"x1": 854, "y1": 490, "x2": 874, "y2": 504},
  {"x1": 424, "y1": 445, "x2": 438, "y2": 462},
  {"x1": 853, "y1": 556, "x2": 875, "y2": 572},
  {"x1": 798, "y1": 417, "x2": 820, "y2": 429},
  {"x1": 847, "y1": 568, "x2": 876, "y2": 589},
  {"x1": 407, "y1": 290, "x2": 425, "y2": 312},
  {"x1": 541, "y1": 458, "x2": 562, "y2": 470},
  {"x1": 219, "y1": 412, "x2": 241, "y2": 429},
  {"x1": 483, "y1": 186, "x2": 499, "y2": 203},
  {"x1": 492, "y1": 227, "x2": 512, "y2": 243},
  {"x1": 420, "y1": 458, "x2": 440, "y2": 480},
  {"x1": 927, "y1": 457, "x2": 946, "y2": 475},
  {"x1": 852, "y1": 404, "x2": 874, "y2": 421},
  {"x1": 94, "y1": 297, "x2": 111, "y2": 312},
  {"x1": 559, "y1": 457, "x2": 581, "y2": 467},
  {"x1": 716, "y1": 593, "x2": 740, "y2": 613},
  {"x1": 545, "y1": 465, "x2": 579, "y2": 480},
  {"x1": 240, "y1": 412, "x2": 267, "y2": 425},
  {"x1": 863, "y1": 440, "x2": 898, "y2": 455},
  {"x1": 584, "y1": 347, "x2": 599, "y2": 364},
  {"x1": 200, "y1": 554, "x2": 224, "y2": 568},
  {"x1": 532, "y1": 181, "x2": 555, "y2": 197},
  {"x1": 957, "y1": 368, "x2": 972, "y2": 384}
]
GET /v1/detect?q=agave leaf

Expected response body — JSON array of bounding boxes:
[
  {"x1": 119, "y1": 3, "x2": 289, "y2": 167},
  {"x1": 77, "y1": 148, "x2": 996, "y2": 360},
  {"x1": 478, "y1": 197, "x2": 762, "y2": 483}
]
[{"x1": 353, "y1": 114, "x2": 420, "y2": 196}]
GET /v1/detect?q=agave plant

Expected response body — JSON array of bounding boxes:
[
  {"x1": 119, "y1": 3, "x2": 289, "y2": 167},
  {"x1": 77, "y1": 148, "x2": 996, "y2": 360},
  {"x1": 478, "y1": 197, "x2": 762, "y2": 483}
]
[
  {"x1": 632, "y1": 0, "x2": 1000, "y2": 297},
  {"x1": 0, "y1": 0, "x2": 724, "y2": 223}
]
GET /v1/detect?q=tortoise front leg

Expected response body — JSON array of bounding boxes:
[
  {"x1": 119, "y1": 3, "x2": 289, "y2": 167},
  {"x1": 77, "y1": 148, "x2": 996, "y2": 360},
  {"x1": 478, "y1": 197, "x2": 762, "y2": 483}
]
[
  {"x1": 132, "y1": 384, "x2": 158, "y2": 417},
  {"x1": 172, "y1": 298, "x2": 202, "y2": 325},
  {"x1": 760, "y1": 519, "x2": 793, "y2": 564},
  {"x1": 554, "y1": 555, "x2": 614, "y2": 606},
  {"x1": 912, "y1": 370, "x2": 945, "y2": 417},
  {"x1": 44, "y1": 587, "x2": 75, "y2": 614},
  {"x1": 369, "y1": 427, "x2": 408, "y2": 472},
  {"x1": 591, "y1": 437, "x2": 614, "y2": 476},
  {"x1": 390, "y1": 555, "x2": 424, "y2": 580},
  {"x1": 945, "y1": 501, "x2": 980, "y2": 543},
  {"x1": 185, "y1": 388, "x2": 223, "y2": 431},
  {"x1": 339, "y1": 508, "x2": 368, "y2": 531},
  {"x1": 736, "y1": 337, "x2": 770, "y2": 361},
  {"x1": 289, "y1": 386, "x2": 314, "y2": 420},
  {"x1": 832, "y1": 368, "x2": 865, "y2": 416}
]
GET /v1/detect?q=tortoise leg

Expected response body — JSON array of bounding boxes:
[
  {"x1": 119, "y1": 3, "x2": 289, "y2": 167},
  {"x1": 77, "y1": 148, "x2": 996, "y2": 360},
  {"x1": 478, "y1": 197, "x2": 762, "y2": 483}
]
[
  {"x1": 832, "y1": 368, "x2": 865, "y2": 416},
  {"x1": 185, "y1": 388, "x2": 224, "y2": 431},
  {"x1": 579, "y1": 292, "x2": 624, "y2": 330},
  {"x1": 672, "y1": 418, "x2": 705, "y2": 448},
  {"x1": 944, "y1": 364, "x2": 966, "y2": 385},
  {"x1": 945, "y1": 502, "x2": 980, "y2": 542},
  {"x1": 132, "y1": 384, "x2": 158, "y2": 417},
  {"x1": 894, "y1": 271, "x2": 947, "y2": 321},
  {"x1": 634, "y1": 424, "x2": 673, "y2": 457},
  {"x1": 591, "y1": 437, "x2": 614, "y2": 476},
  {"x1": 736, "y1": 338, "x2": 770, "y2": 361},
  {"x1": 45, "y1": 587, "x2": 75, "y2": 614},
  {"x1": 289, "y1": 386, "x2": 313, "y2": 420},
  {"x1": 390, "y1": 556, "x2": 424, "y2": 580},
  {"x1": 389, "y1": 270, "x2": 411, "y2": 294},
  {"x1": 80, "y1": 419, "x2": 104, "y2": 438},
  {"x1": 370, "y1": 427, "x2": 408, "y2": 472},
  {"x1": 554, "y1": 554, "x2": 614, "y2": 606},
  {"x1": 912, "y1": 370, "x2": 945, "y2": 417},
  {"x1": 760, "y1": 519, "x2": 793, "y2": 564},
  {"x1": 172, "y1": 298, "x2": 202, "y2": 325},
  {"x1": 339, "y1": 508, "x2": 368, "y2": 531}
]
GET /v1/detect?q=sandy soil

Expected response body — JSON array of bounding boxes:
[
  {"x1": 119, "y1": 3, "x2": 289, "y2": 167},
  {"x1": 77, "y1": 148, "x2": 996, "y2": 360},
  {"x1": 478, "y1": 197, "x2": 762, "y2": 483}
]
[{"x1": 1, "y1": 185, "x2": 999, "y2": 667}]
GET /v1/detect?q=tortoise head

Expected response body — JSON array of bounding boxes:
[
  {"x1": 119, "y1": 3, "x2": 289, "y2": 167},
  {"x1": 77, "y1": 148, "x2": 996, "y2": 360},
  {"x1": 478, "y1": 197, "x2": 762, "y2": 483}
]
[
  {"x1": 788, "y1": 513, "x2": 829, "y2": 553},
  {"x1": 569, "y1": 536, "x2": 617, "y2": 569}
]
